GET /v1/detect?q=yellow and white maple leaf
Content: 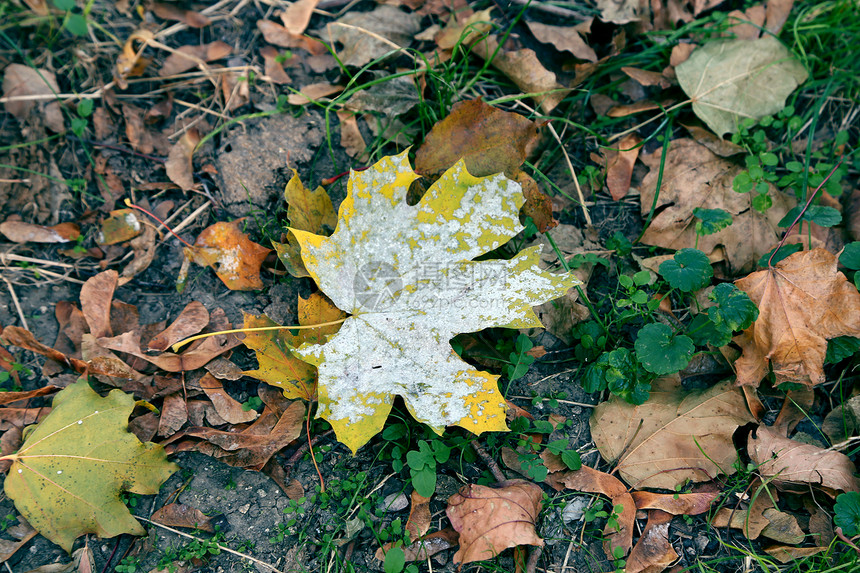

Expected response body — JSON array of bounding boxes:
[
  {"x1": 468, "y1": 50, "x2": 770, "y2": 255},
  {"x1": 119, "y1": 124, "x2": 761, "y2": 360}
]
[{"x1": 289, "y1": 151, "x2": 580, "y2": 452}]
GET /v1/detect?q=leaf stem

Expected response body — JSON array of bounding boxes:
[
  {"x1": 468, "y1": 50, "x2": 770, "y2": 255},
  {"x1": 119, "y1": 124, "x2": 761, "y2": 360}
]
[
  {"x1": 124, "y1": 199, "x2": 194, "y2": 248},
  {"x1": 171, "y1": 319, "x2": 349, "y2": 352},
  {"x1": 767, "y1": 156, "x2": 843, "y2": 268}
]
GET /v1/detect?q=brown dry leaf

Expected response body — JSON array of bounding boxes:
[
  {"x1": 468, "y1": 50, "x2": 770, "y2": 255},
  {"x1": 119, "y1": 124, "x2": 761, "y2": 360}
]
[
  {"x1": 184, "y1": 219, "x2": 271, "y2": 291},
  {"x1": 525, "y1": 21, "x2": 597, "y2": 63},
  {"x1": 150, "y1": 2, "x2": 211, "y2": 27},
  {"x1": 670, "y1": 43, "x2": 696, "y2": 67},
  {"x1": 760, "y1": 507, "x2": 805, "y2": 544},
  {"x1": 115, "y1": 30, "x2": 154, "y2": 89},
  {"x1": 97, "y1": 327, "x2": 242, "y2": 373},
  {"x1": 182, "y1": 400, "x2": 305, "y2": 469},
  {"x1": 764, "y1": 545, "x2": 827, "y2": 564},
  {"x1": 597, "y1": 0, "x2": 649, "y2": 24},
  {"x1": 326, "y1": 5, "x2": 421, "y2": 67},
  {"x1": 515, "y1": 171, "x2": 557, "y2": 233},
  {"x1": 748, "y1": 425, "x2": 860, "y2": 495},
  {"x1": 681, "y1": 123, "x2": 744, "y2": 157},
  {"x1": 198, "y1": 373, "x2": 258, "y2": 424},
  {"x1": 766, "y1": 0, "x2": 795, "y2": 34},
  {"x1": 546, "y1": 466, "x2": 634, "y2": 559},
  {"x1": 631, "y1": 491, "x2": 718, "y2": 515},
  {"x1": 639, "y1": 138, "x2": 793, "y2": 274},
  {"x1": 2, "y1": 64, "x2": 64, "y2": 132},
  {"x1": 625, "y1": 510, "x2": 678, "y2": 573},
  {"x1": 159, "y1": 41, "x2": 232, "y2": 77},
  {"x1": 406, "y1": 490, "x2": 432, "y2": 539},
  {"x1": 80, "y1": 270, "x2": 117, "y2": 339},
  {"x1": 1, "y1": 327, "x2": 91, "y2": 376},
  {"x1": 600, "y1": 133, "x2": 643, "y2": 200},
  {"x1": 336, "y1": 111, "x2": 368, "y2": 159},
  {"x1": 0, "y1": 220, "x2": 79, "y2": 243},
  {"x1": 472, "y1": 36, "x2": 568, "y2": 113},
  {"x1": 257, "y1": 19, "x2": 328, "y2": 55},
  {"x1": 734, "y1": 249, "x2": 860, "y2": 387},
  {"x1": 281, "y1": 0, "x2": 320, "y2": 34},
  {"x1": 773, "y1": 388, "x2": 814, "y2": 435},
  {"x1": 123, "y1": 104, "x2": 155, "y2": 155},
  {"x1": 151, "y1": 503, "x2": 214, "y2": 532},
  {"x1": 724, "y1": 7, "x2": 765, "y2": 40},
  {"x1": 287, "y1": 82, "x2": 344, "y2": 105},
  {"x1": 148, "y1": 301, "x2": 209, "y2": 352},
  {"x1": 415, "y1": 98, "x2": 540, "y2": 179},
  {"x1": 434, "y1": 8, "x2": 493, "y2": 50},
  {"x1": 621, "y1": 66, "x2": 672, "y2": 89},
  {"x1": 165, "y1": 128, "x2": 200, "y2": 191},
  {"x1": 157, "y1": 393, "x2": 188, "y2": 437},
  {"x1": 446, "y1": 480, "x2": 543, "y2": 565},
  {"x1": 119, "y1": 225, "x2": 158, "y2": 285},
  {"x1": 591, "y1": 377, "x2": 756, "y2": 489},
  {"x1": 711, "y1": 484, "x2": 773, "y2": 539},
  {"x1": 375, "y1": 529, "x2": 460, "y2": 563},
  {"x1": 822, "y1": 395, "x2": 860, "y2": 444},
  {"x1": 260, "y1": 46, "x2": 291, "y2": 84}
]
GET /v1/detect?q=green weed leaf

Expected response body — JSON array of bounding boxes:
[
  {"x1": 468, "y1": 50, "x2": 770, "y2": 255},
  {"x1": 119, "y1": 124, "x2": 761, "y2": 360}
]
[
  {"x1": 383, "y1": 546, "x2": 406, "y2": 573},
  {"x1": 840, "y1": 242, "x2": 860, "y2": 270},
  {"x1": 708, "y1": 283, "x2": 759, "y2": 331},
  {"x1": 635, "y1": 323, "x2": 694, "y2": 375},
  {"x1": 758, "y1": 244, "x2": 802, "y2": 267},
  {"x1": 826, "y1": 336, "x2": 860, "y2": 364},
  {"x1": 659, "y1": 249, "x2": 713, "y2": 292},
  {"x1": 834, "y1": 492, "x2": 860, "y2": 536},
  {"x1": 686, "y1": 314, "x2": 732, "y2": 347},
  {"x1": 693, "y1": 208, "x2": 733, "y2": 236}
]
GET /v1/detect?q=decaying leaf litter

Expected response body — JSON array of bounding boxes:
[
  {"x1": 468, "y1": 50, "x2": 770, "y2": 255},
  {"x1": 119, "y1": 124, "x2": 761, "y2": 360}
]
[{"x1": 0, "y1": 0, "x2": 859, "y2": 572}]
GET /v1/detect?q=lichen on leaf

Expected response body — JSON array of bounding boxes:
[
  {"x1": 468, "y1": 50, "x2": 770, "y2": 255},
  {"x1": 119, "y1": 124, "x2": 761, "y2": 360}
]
[
  {"x1": 288, "y1": 151, "x2": 580, "y2": 452},
  {"x1": 2, "y1": 379, "x2": 178, "y2": 552}
]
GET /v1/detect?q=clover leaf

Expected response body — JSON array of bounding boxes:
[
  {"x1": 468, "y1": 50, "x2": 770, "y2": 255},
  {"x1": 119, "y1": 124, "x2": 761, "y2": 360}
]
[
  {"x1": 659, "y1": 249, "x2": 713, "y2": 292},
  {"x1": 634, "y1": 323, "x2": 694, "y2": 375},
  {"x1": 583, "y1": 348, "x2": 650, "y2": 404}
]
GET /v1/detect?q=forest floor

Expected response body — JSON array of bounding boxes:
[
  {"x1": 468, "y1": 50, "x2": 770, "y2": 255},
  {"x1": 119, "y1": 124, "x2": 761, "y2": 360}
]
[{"x1": 1, "y1": 1, "x2": 859, "y2": 573}]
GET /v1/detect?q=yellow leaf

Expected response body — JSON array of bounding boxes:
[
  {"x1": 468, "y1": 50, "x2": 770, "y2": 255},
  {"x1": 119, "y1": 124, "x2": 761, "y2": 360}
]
[
  {"x1": 289, "y1": 151, "x2": 580, "y2": 452},
  {"x1": 242, "y1": 292, "x2": 346, "y2": 400},
  {"x1": 3, "y1": 380, "x2": 177, "y2": 552}
]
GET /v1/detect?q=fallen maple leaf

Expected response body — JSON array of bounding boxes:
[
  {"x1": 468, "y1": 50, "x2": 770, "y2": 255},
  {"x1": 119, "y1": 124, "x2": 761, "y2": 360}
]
[
  {"x1": 288, "y1": 151, "x2": 579, "y2": 451},
  {"x1": 734, "y1": 249, "x2": 860, "y2": 387},
  {"x1": 639, "y1": 138, "x2": 794, "y2": 274},
  {"x1": 183, "y1": 219, "x2": 271, "y2": 290},
  {"x1": 242, "y1": 292, "x2": 346, "y2": 400},
  {"x1": 2, "y1": 380, "x2": 177, "y2": 552},
  {"x1": 590, "y1": 376, "x2": 755, "y2": 489},
  {"x1": 446, "y1": 480, "x2": 543, "y2": 564},
  {"x1": 748, "y1": 425, "x2": 860, "y2": 496}
]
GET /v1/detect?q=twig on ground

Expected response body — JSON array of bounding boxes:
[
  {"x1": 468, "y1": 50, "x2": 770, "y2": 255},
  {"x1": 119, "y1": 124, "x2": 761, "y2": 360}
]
[
  {"x1": 1, "y1": 275, "x2": 28, "y2": 331},
  {"x1": 472, "y1": 441, "x2": 507, "y2": 482},
  {"x1": 505, "y1": 0, "x2": 592, "y2": 18},
  {"x1": 138, "y1": 517, "x2": 285, "y2": 573}
]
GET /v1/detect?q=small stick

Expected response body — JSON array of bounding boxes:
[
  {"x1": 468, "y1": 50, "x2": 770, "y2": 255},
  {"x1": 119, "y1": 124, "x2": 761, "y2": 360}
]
[
  {"x1": 1, "y1": 275, "x2": 28, "y2": 331},
  {"x1": 0, "y1": 266, "x2": 85, "y2": 285},
  {"x1": 137, "y1": 517, "x2": 285, "y2": 573},
  {"x1": 472, "y1": 441, "x2": 506, "y2": 482}
]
